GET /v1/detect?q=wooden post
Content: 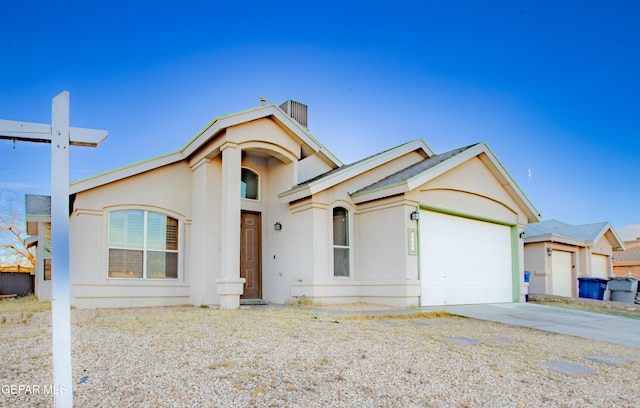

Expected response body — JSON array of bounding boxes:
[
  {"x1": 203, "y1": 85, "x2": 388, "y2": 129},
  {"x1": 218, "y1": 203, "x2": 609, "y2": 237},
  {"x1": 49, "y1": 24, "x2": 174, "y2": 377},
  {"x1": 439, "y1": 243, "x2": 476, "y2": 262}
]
[{"x1": 0, "y1": 92, "x2": 107, "y2": 407}]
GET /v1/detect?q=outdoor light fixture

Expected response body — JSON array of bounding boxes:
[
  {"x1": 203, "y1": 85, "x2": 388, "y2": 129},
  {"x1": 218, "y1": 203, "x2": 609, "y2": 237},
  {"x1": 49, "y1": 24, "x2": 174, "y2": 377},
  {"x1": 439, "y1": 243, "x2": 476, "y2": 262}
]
[
  {"x1": 547, "y1": 247, "x2": 553, "y2": 256},
  {"x1": 519, "y1": 231, "x2": 526, "y2": 239},
  {"x1": 410, "y1": 211, "x2": 420, "y2": 221},
  {"x1": 274, "y1": 222, "x2": 282, "y2": 231}
]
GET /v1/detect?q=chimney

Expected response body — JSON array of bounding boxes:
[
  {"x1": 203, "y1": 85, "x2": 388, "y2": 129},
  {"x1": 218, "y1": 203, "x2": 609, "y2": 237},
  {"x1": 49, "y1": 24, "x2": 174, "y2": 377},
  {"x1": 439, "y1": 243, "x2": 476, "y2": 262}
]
[{"x1": 279, "y1": 100, "x2": 308, "y2": 128}]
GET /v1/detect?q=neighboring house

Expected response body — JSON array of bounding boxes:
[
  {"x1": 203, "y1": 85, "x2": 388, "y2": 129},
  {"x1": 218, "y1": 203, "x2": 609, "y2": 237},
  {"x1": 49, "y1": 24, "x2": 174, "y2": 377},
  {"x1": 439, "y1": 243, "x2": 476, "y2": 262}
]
[
  {"x1": 613, "y1": 239, "x2": 640, "y2": 279},
  {"x1": 618, "y1": 224, "x2": 640, "y2": 242},
  {"x1": 27, "y1": 99, "x2": 540, "y2": 309},
  {"x1": 524, "y1": 220, "x2": 625, "y2": 298},
  {"x1": 25, "y1": 194, "x2": 52, "y2": 301}
]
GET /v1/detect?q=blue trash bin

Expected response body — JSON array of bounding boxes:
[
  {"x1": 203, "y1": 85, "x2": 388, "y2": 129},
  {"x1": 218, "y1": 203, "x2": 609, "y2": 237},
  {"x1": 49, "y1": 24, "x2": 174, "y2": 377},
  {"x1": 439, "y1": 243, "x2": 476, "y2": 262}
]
[
  {"x1": 578, "y1": 278, "x2": 608, "y2": 300},
  {"x1": 524, "y1": 272, "x2": 531, "y2": 302}
]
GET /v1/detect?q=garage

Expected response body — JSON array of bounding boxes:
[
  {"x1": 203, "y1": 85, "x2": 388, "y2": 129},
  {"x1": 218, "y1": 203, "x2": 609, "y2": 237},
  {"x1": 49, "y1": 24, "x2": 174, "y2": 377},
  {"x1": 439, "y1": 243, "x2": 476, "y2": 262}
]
[
  {"x1": 591, "y1": 254, "x2": 608, "y2": 279},
  {"x1": 551, "y1": 250, "x2": 573, "y2": 297},
  {"x1": 419, "y1": 210, "x2": 513, "y2": 306}
]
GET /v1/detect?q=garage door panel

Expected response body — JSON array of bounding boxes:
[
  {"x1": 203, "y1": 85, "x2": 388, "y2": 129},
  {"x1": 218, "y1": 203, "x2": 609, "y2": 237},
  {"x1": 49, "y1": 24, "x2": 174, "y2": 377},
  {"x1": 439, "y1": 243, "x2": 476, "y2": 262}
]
[
  {"x1": 420, "y1": 211, "x2": 513, "y2": 306},
  {"x1": 551, "y1": 251, "x2": 573, "y2": 297},
  {"x1": 591, "y1": 255, "x2": 608, "y2": 279}
]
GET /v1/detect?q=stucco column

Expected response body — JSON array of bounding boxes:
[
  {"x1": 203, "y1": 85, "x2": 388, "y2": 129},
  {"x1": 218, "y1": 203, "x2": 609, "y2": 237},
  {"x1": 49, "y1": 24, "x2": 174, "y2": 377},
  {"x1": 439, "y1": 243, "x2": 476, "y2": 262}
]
[{"x1": 216, "y1": 142, "x2": 245, "y2": 308}]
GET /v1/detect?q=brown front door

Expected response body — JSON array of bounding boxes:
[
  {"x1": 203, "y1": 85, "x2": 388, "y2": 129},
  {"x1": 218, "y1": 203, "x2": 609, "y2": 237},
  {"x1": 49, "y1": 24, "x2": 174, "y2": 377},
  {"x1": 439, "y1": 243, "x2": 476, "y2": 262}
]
[{"x1": 240, "y1": 211, "x2": 262, "y2": 299}]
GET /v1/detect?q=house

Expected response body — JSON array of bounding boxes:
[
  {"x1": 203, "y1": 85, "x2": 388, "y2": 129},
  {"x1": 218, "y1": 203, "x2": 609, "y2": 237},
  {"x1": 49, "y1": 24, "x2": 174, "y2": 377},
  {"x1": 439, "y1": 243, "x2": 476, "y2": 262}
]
[
  {"x1": 523, "y1": 220, "x2": 625, "y2": 297},
  {"x1": 613, "y1": 239, "x2": 640, "y2": 279},
  {"x1": 25, "y1": 194, "x2": 51, "y2": 300},
  {"x1": 27, "y1": 99, "x2": 540, "y2": 309},
  {"x1": 617, "y1": 224, "x2": 640, "y2": 242}
]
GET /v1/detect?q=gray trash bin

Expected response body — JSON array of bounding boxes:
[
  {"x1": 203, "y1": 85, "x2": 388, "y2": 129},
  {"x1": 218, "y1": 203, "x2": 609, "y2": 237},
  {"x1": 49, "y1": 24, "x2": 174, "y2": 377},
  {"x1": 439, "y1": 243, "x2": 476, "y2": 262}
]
[{"x1": 607, "y1": 277, "x2": 638, "y2": 292}]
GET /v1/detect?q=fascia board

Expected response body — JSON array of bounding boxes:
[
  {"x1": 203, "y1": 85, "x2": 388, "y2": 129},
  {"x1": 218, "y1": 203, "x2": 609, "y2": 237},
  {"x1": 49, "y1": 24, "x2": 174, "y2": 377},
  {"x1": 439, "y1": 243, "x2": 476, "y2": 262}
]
[
  {"x1": 351, "y1": 142, "x2": 476, "y2": 203},
  {"x1": 601, "y1": 227, "x2": 626, "y2": 251},
  {"x1": 351, "y1": 183, "x2": 408, "y2": 204},
  {"x1": 180, "y1": 105, "x2": 275, "y2": 158},
  {"x1": 475, "y1": 143, "x2": 541, "y2": 222},
  {"x1": 277, "y1": 187, "x2": 313, "y2": 203},
  {"x1": 279, "y1": 139, "x2": 430, "y2": 202},
  {"x1": 310, "y1": 139, "x2": 431, "y2": 193},
  {"x1": 25, "y1": 235, "x2": 38, "y2": 248},
  {"x1": 26, "y1": 215, "x2": 51, "y2": 222},
  {"x1": 524, "y1": 234, "x2": 587, "y2": 247},
  {"x1": 70, "y1": 151, "x2": 184, "y2": 194}
]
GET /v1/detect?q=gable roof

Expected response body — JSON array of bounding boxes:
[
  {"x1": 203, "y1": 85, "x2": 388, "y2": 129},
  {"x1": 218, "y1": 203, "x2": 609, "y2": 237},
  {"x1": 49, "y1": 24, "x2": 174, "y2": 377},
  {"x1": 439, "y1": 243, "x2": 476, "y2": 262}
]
[
  {"x1": 25, "y1": 194, "x2": 51, "y2": 217},
  {"x1": 350, "y1": 142, "x2": 540, "y2": 222},
  {"x1": 278, "y1": 139, "x2": 434, "y2": 202},
  {"x1": 524, "y1": 219, "x2": 625, "y2": 250},
  {"x1": 70, "y1": 103, "x2": 342, "y2": 194},
  {"x1": 618, "y1": 224, "x2": 640, "y2": 241},
  {"x1": 614, "y1": 239, "x2": 640, "y2": 264},
  {"x1": 25, "y1": 194, "x2": 51, "y2": 237},
  {"x1": 351, "y1": 144, "x2": 477, "y2": 197}
]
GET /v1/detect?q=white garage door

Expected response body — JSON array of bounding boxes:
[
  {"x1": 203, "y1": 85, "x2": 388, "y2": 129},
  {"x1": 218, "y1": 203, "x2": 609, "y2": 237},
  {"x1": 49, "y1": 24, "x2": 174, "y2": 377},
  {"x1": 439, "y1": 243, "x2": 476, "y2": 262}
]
[
  {"x1": 551, "y1": 250, "x2": 573, "y2": 297},
  {"x1": 591, "y1": 254, "x2": 608, "y2": 279},
  {"x1": 419, "y1": 211, "x2": 513, "y2": 306}
]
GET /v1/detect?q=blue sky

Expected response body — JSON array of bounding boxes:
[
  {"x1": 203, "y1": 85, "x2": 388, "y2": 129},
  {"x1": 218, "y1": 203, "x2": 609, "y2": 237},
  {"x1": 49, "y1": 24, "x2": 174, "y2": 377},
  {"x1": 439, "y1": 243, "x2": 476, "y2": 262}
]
[{"x1": 1, "y1": 1, "x2": 638, "y2": 229}]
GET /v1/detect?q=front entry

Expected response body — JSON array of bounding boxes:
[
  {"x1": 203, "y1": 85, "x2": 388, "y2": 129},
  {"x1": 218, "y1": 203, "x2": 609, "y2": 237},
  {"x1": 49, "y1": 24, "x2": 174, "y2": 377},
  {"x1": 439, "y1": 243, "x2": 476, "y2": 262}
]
[{"x1": 240, "y1": 211, "x2": 262, "y2": 299}]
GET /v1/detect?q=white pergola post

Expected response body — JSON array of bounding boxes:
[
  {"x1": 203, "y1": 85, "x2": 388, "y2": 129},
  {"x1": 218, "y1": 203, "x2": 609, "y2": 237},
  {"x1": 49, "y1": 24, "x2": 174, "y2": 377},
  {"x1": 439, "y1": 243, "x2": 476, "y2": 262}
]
[{"x1": 0, "y1": 91, "x2": 107, "y2": 407}]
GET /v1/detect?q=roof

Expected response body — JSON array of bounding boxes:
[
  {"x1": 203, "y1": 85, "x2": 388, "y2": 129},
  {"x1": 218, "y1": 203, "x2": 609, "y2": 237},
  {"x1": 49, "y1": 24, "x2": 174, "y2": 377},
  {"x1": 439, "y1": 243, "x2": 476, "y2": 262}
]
[
  {"x1": 278, "y1": 139, "x2": 433, "y2": 202},
  {"x1": 25, "y1": 194, "x2": 51, "y2": 237},
  {"x1": 350, "y1": 142, "x2": 541, "y2": 222},
  {"x1": 70, "y1": 102, "x2": 343, "y2": 194},
  {"x1": 352, "y1": 144, "x2": 477, "y2": 196},
  {"x1": 614, "y1": 239, "x2": 640, "y2": 264},
  {"x1": 524, "y1": 219, "x2": 625, "y2": 250},
  {"x1": 25, "y1": 194, "x2": 51, "y2": 217},
  {"x1": 618, "y1": 224, "x2": 640, "y2": 241}
]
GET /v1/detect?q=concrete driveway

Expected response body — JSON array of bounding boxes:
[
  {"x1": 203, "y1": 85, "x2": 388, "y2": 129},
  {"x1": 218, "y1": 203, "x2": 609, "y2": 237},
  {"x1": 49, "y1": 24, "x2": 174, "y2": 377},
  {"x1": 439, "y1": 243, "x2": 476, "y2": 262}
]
[{"x1": 421, "y1": 302, "x2": 640, "y2": 348}]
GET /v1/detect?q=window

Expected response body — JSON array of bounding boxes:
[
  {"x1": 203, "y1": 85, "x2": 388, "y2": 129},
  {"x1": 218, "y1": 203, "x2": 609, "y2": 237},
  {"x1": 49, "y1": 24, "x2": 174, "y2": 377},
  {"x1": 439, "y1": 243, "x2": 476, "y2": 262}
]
[
  {"x1": 241, "y1": 168, "x2": 259, "y2": 200},
  {"x1": 333, "y1": 207, "x2": 350, "y2": 277},
  {"x1": 43, "y1": 224, "x2": 51, "y2": 281},
  {"x1": 108, "y1": 210, "x2": 179, "y2": 279}
]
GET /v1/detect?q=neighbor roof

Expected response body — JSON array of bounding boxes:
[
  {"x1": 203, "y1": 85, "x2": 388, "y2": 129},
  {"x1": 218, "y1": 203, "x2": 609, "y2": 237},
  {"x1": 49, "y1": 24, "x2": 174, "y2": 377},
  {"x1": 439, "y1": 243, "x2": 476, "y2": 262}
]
[
  {"x1": 25, "y1": 194, "x2": 51, "y2": 237},
  {"x1": 25, "y1": 194, "x2": 51, "y2": 217},
  {"x1": 525, "y1": 219, "x2": 625, "y2": 250},
  {"x1": 614, "y1": 239, "x2": 640, "y2": 264},
  {"x1": 618, "y1": 224, "x2": 640, "y2": 241}
]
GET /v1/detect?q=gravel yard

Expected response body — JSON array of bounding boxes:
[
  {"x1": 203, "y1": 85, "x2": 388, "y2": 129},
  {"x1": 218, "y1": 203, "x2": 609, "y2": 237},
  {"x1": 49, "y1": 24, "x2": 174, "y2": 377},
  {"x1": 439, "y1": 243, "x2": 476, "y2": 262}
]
[{"x1": 2, "y1": 304, "x2": 640, "y2": 407}]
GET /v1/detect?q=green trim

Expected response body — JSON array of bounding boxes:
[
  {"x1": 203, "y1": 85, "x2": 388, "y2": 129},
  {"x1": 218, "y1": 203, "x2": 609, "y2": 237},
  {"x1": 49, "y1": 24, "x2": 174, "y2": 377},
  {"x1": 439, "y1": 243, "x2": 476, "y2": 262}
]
[
  {"x1": 415, "y1": 204, "x2": 422, "y2": 305},
  {"x1": 418, "y1": 203, "x2": 516, "y2": 227},
  {"x1": 510, "y1": 226, "x2": 521, "y2": 302},
  {"x1": 417, "y1": 203, "x2": 521, "y2": 304}
]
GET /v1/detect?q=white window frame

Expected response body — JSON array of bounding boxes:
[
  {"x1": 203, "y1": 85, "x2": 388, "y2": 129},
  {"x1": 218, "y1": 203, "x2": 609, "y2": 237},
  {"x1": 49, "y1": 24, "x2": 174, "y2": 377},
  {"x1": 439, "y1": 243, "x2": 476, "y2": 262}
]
[
  {"x1": 106, "y1": 209, "x2": 181, "y2": 280},
  {"x1": 332, "y1": 205, "x2": 352, "y2": 279}
]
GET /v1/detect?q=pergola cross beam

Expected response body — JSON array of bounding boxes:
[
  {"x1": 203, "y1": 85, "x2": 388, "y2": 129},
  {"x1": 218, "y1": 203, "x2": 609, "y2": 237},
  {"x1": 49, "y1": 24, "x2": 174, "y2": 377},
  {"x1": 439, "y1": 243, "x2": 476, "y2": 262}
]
[{"x1": 0, "y1": 119, "x2": 107, "y2": 147}]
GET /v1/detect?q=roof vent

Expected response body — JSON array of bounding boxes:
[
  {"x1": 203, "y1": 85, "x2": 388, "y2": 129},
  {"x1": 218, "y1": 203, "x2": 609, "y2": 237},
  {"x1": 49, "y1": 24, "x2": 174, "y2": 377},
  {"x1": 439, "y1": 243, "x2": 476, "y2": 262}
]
[{"x1": 279, "y1": 100, "x2": 308, "y2": 128}]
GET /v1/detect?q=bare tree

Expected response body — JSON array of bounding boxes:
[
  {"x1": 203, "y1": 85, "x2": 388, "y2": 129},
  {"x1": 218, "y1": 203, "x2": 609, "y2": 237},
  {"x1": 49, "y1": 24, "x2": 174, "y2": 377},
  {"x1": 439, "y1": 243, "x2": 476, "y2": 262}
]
[{"x1": 0, "y1": 188, "x2": 35, "y2": 270}]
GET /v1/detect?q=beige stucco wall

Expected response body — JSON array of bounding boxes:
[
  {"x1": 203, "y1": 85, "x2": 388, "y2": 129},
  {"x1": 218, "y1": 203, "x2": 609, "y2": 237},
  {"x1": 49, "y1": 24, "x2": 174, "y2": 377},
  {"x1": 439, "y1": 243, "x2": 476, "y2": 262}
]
[
  {"x1": 524, "y1": 242, "x2": 548, "y2": 294},
  {"x1": 409, "y1": 157, "x2": 524, "y2": 225},
  {"x1": 524, "y1": 237, "x2": 617, "y2": 298},
  {"x1": 70, "y1": 162, "x2": 193, "y2": 308},
  {"x1": 65, "y1": 113, "x2": 536, "y2": 309}
]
